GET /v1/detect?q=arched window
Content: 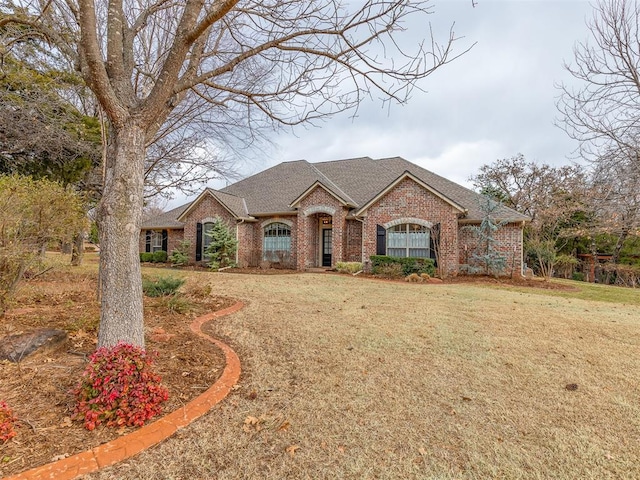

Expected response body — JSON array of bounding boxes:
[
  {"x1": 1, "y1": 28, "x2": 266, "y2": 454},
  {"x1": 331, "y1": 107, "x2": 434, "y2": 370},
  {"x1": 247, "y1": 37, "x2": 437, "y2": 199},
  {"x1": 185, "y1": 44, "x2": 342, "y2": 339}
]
[
  {"x1": 263, "y1": 222, "x2": 291, "y2": 261},
  {"x1": 387, "y1": 223, "x2": 430, "y2": 258}
]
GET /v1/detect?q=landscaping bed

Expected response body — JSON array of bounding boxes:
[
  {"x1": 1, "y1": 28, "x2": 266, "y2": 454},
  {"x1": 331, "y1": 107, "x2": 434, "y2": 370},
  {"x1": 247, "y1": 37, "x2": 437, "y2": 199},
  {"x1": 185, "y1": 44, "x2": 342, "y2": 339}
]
[{"x1": 0, "y1": 264, "x2": 233, "y2": 478}]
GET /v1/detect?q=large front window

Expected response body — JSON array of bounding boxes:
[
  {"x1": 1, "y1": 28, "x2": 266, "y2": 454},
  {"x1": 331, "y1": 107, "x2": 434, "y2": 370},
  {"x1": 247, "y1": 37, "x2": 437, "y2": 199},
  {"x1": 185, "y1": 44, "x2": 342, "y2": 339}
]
[
  {"x1": 387, "y1": 223, "x2": 430, "y2": 258},
  {"x1": 263, "y1": 222, "x2": 291, "y2": 261},
  {"x1": 150, "y1": 231, "x2": 163, "y2": 252}
]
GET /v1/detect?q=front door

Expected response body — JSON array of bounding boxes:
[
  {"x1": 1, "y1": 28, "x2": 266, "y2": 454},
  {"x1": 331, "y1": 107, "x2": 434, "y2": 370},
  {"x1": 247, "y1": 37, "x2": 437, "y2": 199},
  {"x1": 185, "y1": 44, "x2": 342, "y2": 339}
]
[{"x1": 322, "y1": 228, "x2": 332, "y2": 267}]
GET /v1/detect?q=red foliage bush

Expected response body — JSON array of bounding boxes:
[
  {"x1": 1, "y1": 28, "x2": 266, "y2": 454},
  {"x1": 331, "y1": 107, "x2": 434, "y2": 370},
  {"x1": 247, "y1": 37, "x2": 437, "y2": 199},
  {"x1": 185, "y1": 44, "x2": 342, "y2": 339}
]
[
  {"x1": 72, "y1": 342, "x2": 169, "y2": 431},
  {"x1": 0, "y1": 400, "x2": 17, "y2": 442}
]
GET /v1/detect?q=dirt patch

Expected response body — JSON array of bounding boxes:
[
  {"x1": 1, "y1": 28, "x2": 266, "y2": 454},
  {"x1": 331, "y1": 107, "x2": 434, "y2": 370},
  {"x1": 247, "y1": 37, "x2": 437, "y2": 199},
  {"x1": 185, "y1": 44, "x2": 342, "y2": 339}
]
[{"x1": 0, "y1": 269, "x2": 233, "y2": 478}]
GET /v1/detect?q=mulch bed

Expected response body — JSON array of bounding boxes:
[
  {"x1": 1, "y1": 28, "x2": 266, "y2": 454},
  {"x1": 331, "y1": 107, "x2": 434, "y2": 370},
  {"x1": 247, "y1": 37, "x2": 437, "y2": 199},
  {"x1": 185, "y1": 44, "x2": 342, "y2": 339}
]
[{"x1": 0, "y1": 270, "x2": 233, "y2": 478}]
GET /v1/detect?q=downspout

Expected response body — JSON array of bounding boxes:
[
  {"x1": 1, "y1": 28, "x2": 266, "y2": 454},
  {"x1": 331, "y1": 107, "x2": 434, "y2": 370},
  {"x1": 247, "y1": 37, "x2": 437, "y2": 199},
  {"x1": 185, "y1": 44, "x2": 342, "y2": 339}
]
[{"x1": 236, "y1": 219, "x2": 245, "y2": 265}]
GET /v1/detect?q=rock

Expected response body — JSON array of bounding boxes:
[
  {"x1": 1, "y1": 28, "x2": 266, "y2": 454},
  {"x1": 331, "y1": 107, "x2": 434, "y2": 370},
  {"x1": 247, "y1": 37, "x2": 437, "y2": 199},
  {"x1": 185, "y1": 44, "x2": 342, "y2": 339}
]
[{"x1": 0, "y1": 329, "x2": 68, "y2": 362}]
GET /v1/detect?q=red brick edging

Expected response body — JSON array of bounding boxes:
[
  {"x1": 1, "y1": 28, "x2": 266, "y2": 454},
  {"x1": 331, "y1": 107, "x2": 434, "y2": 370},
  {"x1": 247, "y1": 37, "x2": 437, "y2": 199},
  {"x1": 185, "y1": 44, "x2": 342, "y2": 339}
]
[{"x1": 3, "y1": 301, "x2": 244, "y2": 480}]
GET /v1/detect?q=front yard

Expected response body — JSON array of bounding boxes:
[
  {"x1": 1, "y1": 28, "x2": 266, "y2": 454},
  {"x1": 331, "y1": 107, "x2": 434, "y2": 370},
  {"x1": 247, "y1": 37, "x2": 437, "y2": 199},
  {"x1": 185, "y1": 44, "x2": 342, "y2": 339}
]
[{"x1": 86, "y1": 270, "x2": 639, "y2": 479}]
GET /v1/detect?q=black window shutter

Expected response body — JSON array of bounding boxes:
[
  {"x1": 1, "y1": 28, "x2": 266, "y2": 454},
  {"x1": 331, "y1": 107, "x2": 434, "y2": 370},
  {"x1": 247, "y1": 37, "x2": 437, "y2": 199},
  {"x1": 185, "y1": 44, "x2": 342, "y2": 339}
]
[
  {"x1": 162, "y1": 229, "x2": 168, "y2": 252},
  {"x1": 195, "y1": 223, "x2": 203, "y2": 261},
  {"x1": 145, "y1": 230, "x2": 151, "y2": 253},
  {"x1": 376, "y1": 225, "x2": 386, "y2": 255}
]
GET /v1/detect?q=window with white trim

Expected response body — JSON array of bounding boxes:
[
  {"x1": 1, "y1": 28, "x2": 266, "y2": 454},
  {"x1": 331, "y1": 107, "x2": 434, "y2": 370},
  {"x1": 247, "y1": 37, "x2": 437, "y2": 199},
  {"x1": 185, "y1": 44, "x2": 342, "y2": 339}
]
[
  {"x1": 387, "y1": 223, "x2": 430, "y2": 258},
  {"x1": 150, "y1": 231, "x2": 163, "y2": 252},
  {"x1": 202, "y1": 222, "x2": 215, "y2": 258},
  {"x1": 263, "y1": 222, "x2": 291, "y2": 261}
]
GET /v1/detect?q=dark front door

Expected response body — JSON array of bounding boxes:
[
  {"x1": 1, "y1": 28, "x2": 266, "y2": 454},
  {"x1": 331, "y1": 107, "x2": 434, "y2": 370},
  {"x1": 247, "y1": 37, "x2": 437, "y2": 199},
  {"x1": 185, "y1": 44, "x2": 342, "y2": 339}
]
[{"x1": 322, "y1": 228, "x2": 332, "y2": 267}]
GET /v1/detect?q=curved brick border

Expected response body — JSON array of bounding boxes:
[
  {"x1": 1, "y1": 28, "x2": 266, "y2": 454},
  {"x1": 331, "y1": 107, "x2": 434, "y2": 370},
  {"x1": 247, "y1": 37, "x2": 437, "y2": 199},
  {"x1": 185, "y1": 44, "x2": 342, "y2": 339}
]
[{"x1": 3, "y1": 301, "x2": 244, "y2": 480}]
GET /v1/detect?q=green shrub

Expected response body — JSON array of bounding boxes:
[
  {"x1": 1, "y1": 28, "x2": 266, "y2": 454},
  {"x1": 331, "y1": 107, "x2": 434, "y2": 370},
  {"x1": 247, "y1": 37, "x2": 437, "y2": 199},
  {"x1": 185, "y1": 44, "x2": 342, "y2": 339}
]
[
  {"x1": 72, "y1": 343, "x2": 169, "y2": 430},
  {"x1": 572, "y1": 272, "x2": 585, "y2": 282},
  {"x1": 335, "y1": 262, "x2": 363, "y2": 274},
  {"x1": 142, "y1": 276, "x2": 185, "y2": 297},
  {"x1": 140, "y1": 252, "x2": 154, "y2": 262},
  {"x1": 152, "y1": 250, "x2": 168, "y2": 263},
  {"x1": 169, "y1": 240, "x2": 191, "y2": 266},
  {"x1": 370, "y1": 255, "x2": 436, "y2": 277},
  {"x1": 204, "y1": 219, "x2": 238, "y2": 269},
  {"x1": 376, "y1": 263, "x2": 404, "y2": 278},
  {"x1": 0, "y1": 401, "x2": 17, "y2": 443}
]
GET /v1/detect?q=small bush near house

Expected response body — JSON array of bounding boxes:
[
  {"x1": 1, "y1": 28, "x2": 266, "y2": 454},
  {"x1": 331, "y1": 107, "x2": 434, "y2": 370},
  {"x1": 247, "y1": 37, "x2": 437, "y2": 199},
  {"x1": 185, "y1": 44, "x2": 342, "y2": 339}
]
[
  {"x1": 335, "y1": 262, "x2": 363, "y2": 274},
  {"x1": 169, "y1": 240, "x2": 191, "y2": 266},
  {"x1": 375, "y1": 263, "x2": 404, "y2": 279},
  {"x1": 152, "y1": 250, "x2": 168, "y2": 263},
  {"x1": 405, "y1": 273, "x2": 423, "y2": 282},
  {"x1": 142, "y1": 276, "x2": 185, "y2": 297},
  {"x1": 370, "y1": 255, "x2": 436, "y2": 277},
  {"x1": 0, "y1": 400, "x2": 17, "y2": 443},
  {"x1": 72, "y1": 343, "x2": 169, "y2": 431},
  {"x1": 140, "y1": 252, "x2": 154, "y2": 262}
]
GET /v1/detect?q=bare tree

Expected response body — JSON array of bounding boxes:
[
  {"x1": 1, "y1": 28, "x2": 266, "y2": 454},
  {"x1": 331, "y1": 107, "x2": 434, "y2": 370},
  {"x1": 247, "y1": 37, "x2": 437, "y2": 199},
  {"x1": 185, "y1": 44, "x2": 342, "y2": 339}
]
[
  {"x1": 591, "y1": 143, "x2": 640, "y2": 265},
  {"x1": 6, "y1": 0, "x2": 470, "y2": 348},
  {"x1": 557, "y1": 0, "x2": 640, "y2": 161}
]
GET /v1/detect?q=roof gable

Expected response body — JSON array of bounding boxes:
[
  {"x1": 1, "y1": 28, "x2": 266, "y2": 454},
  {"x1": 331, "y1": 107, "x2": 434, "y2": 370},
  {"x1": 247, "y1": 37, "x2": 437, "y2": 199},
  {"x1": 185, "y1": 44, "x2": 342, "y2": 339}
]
[
  {"x1": 289, "y1": 181, "x2": 355, "y2": 208},
  {"x1": 177, "y1": 188, "x2": 250, "y2": 221},
  {"x1": 354, "y1": 171, "x2": 467, "y2": 216}
]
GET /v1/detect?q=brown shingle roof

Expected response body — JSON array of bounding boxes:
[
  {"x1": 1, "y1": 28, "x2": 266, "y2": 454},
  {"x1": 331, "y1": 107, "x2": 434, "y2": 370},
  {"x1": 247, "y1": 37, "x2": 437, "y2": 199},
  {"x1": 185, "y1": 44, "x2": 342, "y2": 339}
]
[
  {"x1": 143, "y1": 156, "x2": 530, "y2": 227},
  {"x1": 141, "y1": 204, "x2": 188, "y2": 229}
]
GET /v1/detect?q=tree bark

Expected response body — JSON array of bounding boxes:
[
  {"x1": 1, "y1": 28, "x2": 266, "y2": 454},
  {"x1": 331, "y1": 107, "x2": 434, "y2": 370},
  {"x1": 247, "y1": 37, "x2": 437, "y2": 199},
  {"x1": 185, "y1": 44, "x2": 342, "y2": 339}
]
[
  {"x1": 71, "y1": 232, "x2": 84, "y2": 266},
  {"x1": 97, "y1": 121, "x2": 146, "y2": 348}
]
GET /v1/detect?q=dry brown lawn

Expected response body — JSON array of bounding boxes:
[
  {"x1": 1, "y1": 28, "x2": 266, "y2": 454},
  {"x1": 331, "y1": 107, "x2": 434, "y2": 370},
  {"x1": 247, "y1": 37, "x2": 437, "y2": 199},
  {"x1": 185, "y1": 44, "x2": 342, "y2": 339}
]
[{"x1": 78, "y1": 271, "x2": 639, "y2": 479}]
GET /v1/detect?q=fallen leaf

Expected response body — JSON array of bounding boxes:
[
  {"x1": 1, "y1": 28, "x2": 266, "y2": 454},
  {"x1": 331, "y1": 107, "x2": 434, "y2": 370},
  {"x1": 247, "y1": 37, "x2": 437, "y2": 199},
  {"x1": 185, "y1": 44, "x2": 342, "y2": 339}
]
[
  {"x1": 242, "y1": 416, "x2": 262, "y2": 432},
  {"x1": 418, "y1": 447, "x2": 428, "y2": 455},
  {"x1": 285, "y1": 445, "x2": 300, "y2": 456},
  {"x1": 278, "y1": 420, "x2": 290, "y2": 432},
  {"x1": 337, "y1": 446, "x2": 345, "y2": 453},
  {"x1": 60, "y1": 417, "x2": 73, "y2": 428}
]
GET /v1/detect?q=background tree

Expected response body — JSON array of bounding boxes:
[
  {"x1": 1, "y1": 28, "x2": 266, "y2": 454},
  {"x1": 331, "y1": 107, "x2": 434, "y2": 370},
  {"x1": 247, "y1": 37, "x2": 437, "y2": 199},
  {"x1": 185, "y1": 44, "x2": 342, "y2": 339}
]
[
  {"x1": 557, "y1": 0, "x2": 640, "y2": 163},
  {"x1": 471, "y1": 155, "x2": 590, "y2": 277},
  {"x1": 3, "y1": 0, "x2": 469, "y2": 348},
  {"x1": 0, "y1": 174, "x2": 86, "y2": 313}
]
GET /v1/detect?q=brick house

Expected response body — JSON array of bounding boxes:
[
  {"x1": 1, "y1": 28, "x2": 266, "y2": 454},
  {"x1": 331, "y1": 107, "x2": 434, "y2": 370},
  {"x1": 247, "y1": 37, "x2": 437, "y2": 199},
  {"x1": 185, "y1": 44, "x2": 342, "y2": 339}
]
[{"x1": 141, "y1": 156, "x2": 529, "y2": 276}]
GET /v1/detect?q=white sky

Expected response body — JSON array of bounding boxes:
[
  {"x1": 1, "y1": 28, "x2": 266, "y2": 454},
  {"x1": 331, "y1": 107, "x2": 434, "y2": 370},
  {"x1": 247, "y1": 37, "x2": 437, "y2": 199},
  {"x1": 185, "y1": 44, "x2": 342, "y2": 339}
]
[{"x1": 168, "y1": 0, "x2": 594, "y2": 208}]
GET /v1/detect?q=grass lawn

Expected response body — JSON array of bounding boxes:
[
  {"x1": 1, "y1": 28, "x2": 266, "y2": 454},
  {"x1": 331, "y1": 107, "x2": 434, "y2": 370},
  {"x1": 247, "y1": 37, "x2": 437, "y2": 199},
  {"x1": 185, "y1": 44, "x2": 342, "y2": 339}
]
[{"x1": 82, "y1": 271, "x2": 638, "y2": 480}]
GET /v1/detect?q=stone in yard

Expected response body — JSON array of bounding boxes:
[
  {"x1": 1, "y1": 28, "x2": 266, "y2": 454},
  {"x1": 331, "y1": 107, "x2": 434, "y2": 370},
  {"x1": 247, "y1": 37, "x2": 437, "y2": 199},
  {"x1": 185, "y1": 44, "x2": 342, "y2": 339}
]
[{"x1": 0, "y1": 329, "x2": 68, "y2": 362}]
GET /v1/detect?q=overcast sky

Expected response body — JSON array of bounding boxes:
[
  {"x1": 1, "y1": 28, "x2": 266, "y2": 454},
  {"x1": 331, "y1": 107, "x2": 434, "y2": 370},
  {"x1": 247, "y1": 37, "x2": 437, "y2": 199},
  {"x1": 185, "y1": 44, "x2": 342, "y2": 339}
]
[{"x1": 168, "y1": 0, "x2": 595, "y2": 207}]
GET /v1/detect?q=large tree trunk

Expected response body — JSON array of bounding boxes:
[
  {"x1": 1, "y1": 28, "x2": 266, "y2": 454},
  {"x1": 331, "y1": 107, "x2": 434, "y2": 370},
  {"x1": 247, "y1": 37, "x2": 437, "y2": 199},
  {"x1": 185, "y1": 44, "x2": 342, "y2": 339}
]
[
  {"x1": 71, "y1": 232, "x2": 84, "y2": 266},
  {"x1": 96, "y1": 122, "x2": 146, "y2": 348}
]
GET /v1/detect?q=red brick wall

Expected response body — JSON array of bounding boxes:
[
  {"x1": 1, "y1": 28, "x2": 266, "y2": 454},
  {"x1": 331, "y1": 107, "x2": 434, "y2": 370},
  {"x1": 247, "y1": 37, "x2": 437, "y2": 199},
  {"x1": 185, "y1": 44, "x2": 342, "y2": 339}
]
[
  {"x1": 458, "y1": 222, "x2": 524, "y2": 276},
  {"x1": 295, "y1": 187, "x2": 348, "y2": 269},
  {"x1": 344, "y1": 219, "x2": 363, "y2": 262},
  {"x1": 182, "y1": 194, "x2": 237, "y2": 264},
  {"x1": 362, "y1": 177, "x2": 461, "y2": 276}
]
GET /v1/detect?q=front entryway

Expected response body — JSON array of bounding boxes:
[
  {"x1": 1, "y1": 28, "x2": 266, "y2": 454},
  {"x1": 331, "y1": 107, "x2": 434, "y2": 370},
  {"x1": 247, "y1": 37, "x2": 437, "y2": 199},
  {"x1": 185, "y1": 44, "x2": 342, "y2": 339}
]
[{"x1": 322, "y1": 228, "x2": 332, "y2": 267}]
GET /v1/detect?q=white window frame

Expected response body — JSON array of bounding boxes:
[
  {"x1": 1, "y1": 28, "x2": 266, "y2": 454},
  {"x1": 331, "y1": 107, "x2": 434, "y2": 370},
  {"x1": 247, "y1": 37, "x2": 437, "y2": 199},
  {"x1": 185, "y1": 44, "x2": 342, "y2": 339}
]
[
  {"x1": 150, "y1": 230, "x2": 163, "y2": 252},
  {"x1": 386, "y1": 223, "x2": 430, "y2": 258},
  {"x1": 263, "y1": 222, "x2": 292, "y2": 261}
]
